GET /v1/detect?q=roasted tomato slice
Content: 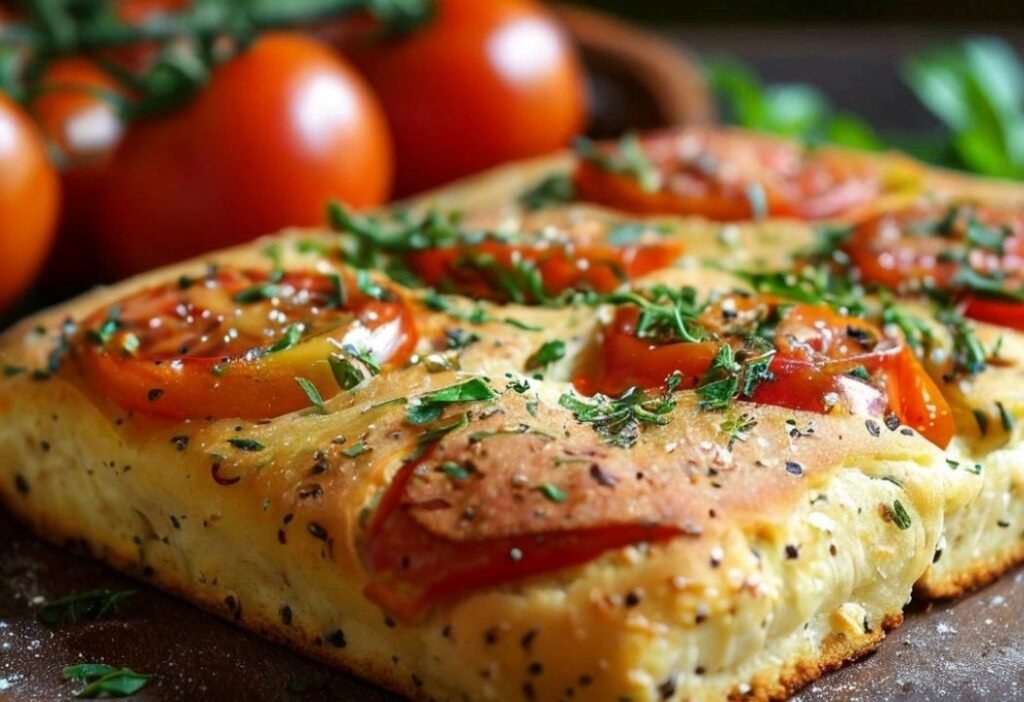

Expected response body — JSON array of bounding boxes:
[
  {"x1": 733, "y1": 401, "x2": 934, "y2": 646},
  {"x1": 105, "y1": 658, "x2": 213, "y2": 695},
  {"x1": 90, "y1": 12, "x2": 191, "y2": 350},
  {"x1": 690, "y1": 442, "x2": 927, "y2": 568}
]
[
  {"x1": 573, "y1": 130, "x2": 882, "y2": 222},
  {"x1": 78, "y1": 266, "x2": 418, "y2": 419},
  {"x1": 576, "y1": 292, "x2": 953, "y2": 447},
  {"x1": 845, "y1": 201, "x2": 1024, "y2": 331},
  {"x1": 363, "y1": 449, "x2": 678, "y2": 618},
  {"x1": 405, "y1": 223, "x2": 684, "y2": 303}
]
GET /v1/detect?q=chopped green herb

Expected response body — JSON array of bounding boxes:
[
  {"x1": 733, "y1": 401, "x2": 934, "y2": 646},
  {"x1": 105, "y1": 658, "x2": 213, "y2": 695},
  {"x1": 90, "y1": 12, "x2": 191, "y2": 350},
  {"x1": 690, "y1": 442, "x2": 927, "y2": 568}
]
[
  {"x1": 406, "y1": 377, "x2": 497, "y2": 425},
  {"x1": 468, "y1": 426, "x2": 557, "y2": 443},
  {"x1": 341, "y1": 344, "x2": 381, "y2": 375},
  {"x1": 525, "y1": 340, "x2": 566, "y2": 370},
  {"x1": 406, "y1": 403, "x2": 444, "y2": 425},
  {"x1": 697, "y1": 342, "x2": 775, "y2": 411},
  {"x1": 327, "y1": 272, "x2": 347, "y2": 308},
  {"x1": 120, "y1": 334, "x2": 140, "y2": 356},
  {"x1": 881, "y1": 301, "x2": 933, "y2": 352},
  {"x1": 415, "y1": 413, "x2": 470, "y2": 450},
  {"x1": 267, "y1": 324, "x2": 303, "y2": 353},
  {"x1": 329, "y1": 354, "x2": 366, "y2": 390},
  {"x1": 506, "y1": 376, "x2": 531, "y2": 393},
  {"x1": 3, "y1": 364, "x2": 26, "y2": 377},
  {"x1": 736, "y1": 267, "x2": 866, "y2": 314},
  {"x1": 38, "y1": 589, "x2": 136, "y2": 626},
  {"x1": 559, "y1": 386, "x2": 676, "y2": 448},
  {"x1": 965, "y1": 217, "x2": 1009, "y2": 253},
  {"x1": 536, "y1": 483, "x2": 567, "y2": 503},
  {"x1": 953, "y1": 266, "x2": 1024, "y2": 302},
  {"x1": 441, "y1": 461, "x2": 473, "y2": 480},
  {"x1": 295, "y1": 377, "x2": 325, "y2": 413},
  {"x1": 62, "y1": 664, "x2": 151, "y2": 698},
  {"x1": 720, "y1": 412, "x2": 757, "y2": 450},
  {"x1": 973, "y1": 408, "x2": 990, "y2": 436},
  {"x1": 937, "y1": 307, "x2": 987, "y2": 376},
  {"x1": 342, "y1": 442, "x2": 370, "y2": 458},
  {"x1": 519, "y1": 172, "x2": 575, "y2": 210},
  {"x1": 356, "y1": 269, "x2": 388, "y2": 300},
  {"x1": 86, "y1": 306, "x2": 121, "y2": 346},
  {"x1": 574, "y1": 133, "x2": 661, "y2": 193},
  {"x1": 502, "y1": 317, "x2": 543, "y2": 332},
  {"x1": 232, "y1": 281, "x2": 282, "y2": 303},
  {"x1": 890, "y1": 500, "x2": 912, "y2": 530},
  {"x1": 997, "y1": 401, "x2": 1015, "y2": 433}
]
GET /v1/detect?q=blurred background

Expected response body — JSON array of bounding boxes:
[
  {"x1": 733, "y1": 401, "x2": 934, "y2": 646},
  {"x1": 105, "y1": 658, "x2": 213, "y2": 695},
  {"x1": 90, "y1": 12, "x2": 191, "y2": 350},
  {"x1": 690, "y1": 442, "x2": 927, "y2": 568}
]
[
  {"x1": 571, "y1": 0, "x2": 1022, "y2": 22},
  {"x1": 0, "y1": 0, "x2": 1022, "y2": 317}
]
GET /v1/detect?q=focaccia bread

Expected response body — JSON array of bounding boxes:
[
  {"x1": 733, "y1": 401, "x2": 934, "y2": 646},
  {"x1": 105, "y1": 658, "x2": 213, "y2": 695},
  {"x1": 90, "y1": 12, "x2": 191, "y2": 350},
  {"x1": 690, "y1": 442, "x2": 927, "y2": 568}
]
[
  {"x1": 395, "y1": 125, "x2": 1024, "y2": 599},
  {"x1": 0, "y1": 125, "x2": 1019, "y2": 702}
]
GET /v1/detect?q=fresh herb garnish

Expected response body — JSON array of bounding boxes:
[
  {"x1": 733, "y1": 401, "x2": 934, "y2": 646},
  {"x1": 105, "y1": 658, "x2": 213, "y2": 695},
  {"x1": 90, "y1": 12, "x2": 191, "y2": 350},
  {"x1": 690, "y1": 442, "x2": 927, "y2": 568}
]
[
  {"x1": 519, "y1": 172, "x2": 575, "y2": 211},
  {"x1": 997, "y1": 401, "x2": 1015, "y2": 433},
  {"x1": 696, "y1": 342, "x2": 775, "y2": 411},
  {"x1": 62, "y1": 664, "x2": 151, "y2": 699},
  {"x1": 329, "y1": 354, "x2": 365, "y2": 390},
  {"x1": 881, "y1": 300, "x2": 934, "y2": 352},
  {"x1": 525, "y1": 340, "x2": 566, "y2": 370},
  {"x1": 86, "y1": 306, "x2": 121, "y2": 346},
  {"x1": 604, "y1": 285, "x2": 705, "y2": 343},
  {"x1": 574, "y1": 133, "x2": 662, "y2": 193},
  {"x1": 295, "y1": 377, "x2": 325, "y2": 413},
  {"x1": 232, "y1": 281, "x2": 282, "y2": 303},
  {"x1": 441, "y1": 461, "x2": 473, "y2": 480},
  {"x1": 735, "y1": 266, "x2": 866, "y2": 315},
  {"x1": 936, "y1": 307, "x2": 987, "y2": 376},
  {"x1": 536, "y1": 483, "x2": 568, "y2": 503},
  {"x1": 38, "y1": 589, "x2": 136, "y2": 626},
  {"x1": 267, "y1": 324, "x2": 303, "y2": 353},
  {"x1": 342, "y1": 442, "x2": 370, "y2": 458},
  {"x1": 890, "y1": 500, "x2": 912, "y2": 530},
  {"x1": 356, "y1": 269, "x2": 388, "y2": 300},
  {"x1": 406, "y1": 378, "x2": 497, "y2": 425},
  {"x1": 559, "y1": 386, "x2": 676, "y2": 448},
  {"x1": 720, "y1": 412, "x2": 757, "y2": 450}
]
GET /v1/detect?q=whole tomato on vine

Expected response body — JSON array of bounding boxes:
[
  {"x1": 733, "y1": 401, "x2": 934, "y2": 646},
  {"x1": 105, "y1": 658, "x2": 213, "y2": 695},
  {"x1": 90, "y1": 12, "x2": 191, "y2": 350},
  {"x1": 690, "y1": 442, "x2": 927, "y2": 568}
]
[
  {"x1": 0, "y1": 94, "x2": 60, "y2": 309},
  {"x1": 337, "y1": 0, "x2": 587, "y2": 195},
  {"x1": 95, "y1": 32, "x2": 393, "y2": 277}
]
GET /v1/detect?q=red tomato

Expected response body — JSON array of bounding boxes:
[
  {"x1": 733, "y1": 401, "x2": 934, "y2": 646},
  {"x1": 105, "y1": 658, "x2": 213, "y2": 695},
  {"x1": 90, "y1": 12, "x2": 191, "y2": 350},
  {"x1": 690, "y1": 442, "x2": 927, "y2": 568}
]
[
  {"x1": 363, "y1": 447, "x2": 679, "y2": 618},
  {"x1": 31, "y1": 58, "x2": 126, "y2": 286},
  {"x1": 573, "y1": 129, "x2": 882, "y2": 222},
  {"x1": 338, "y1": 0, "x2": 586, "y2": 195},
  {"x1": 95, "y1": 33, "x2": 393, "y2": 278},
  {"x1": 578, "y1": 294, "x2": 953, "y2": 447},
  {"x1": 78, "y1": 266, "x2": 417, "y2": 419},
  {"x1": 406, "y1": 225, "x2": 684, "y2": 302},
  {"x1": 845, "y1": 202, "x2": 1024, "y2": 331},
  {"x1": 0, "y1": 94, "x2": 60, "y2": 309}
]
